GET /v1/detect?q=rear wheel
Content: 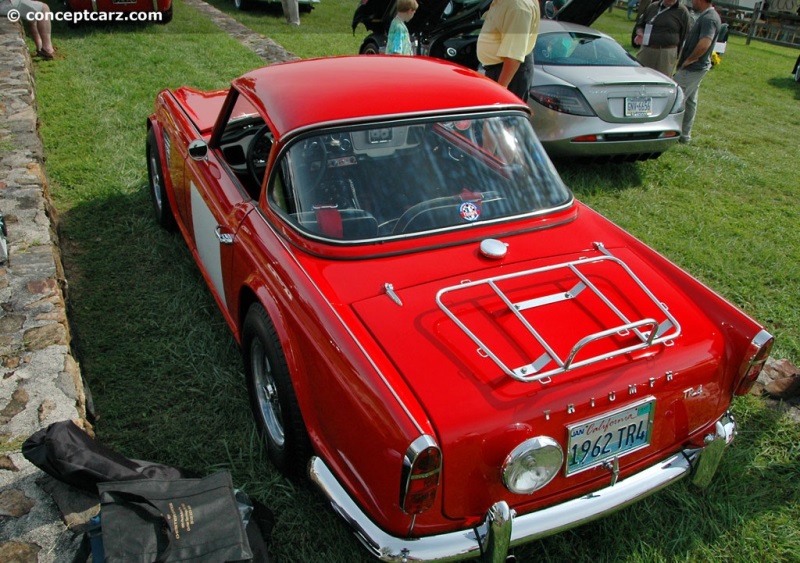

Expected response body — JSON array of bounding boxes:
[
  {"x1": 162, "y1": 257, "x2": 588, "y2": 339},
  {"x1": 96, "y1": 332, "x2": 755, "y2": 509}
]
[
  {"x1": 243, "y1": 304, "x2": 311, "y2": 477},
  {"x1": 158, "y1": 5, "x2": 173, "y2": 24},
  {"x1": 146, "y1": 128, "x2": 176, "y2": 231},
  {"x1": 360, "y1": 35, "x2": 382, "y2": 55}
]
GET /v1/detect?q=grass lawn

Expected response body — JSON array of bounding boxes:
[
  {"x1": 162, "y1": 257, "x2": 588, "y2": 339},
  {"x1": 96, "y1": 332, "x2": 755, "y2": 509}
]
[{"x1": 29, "y1": 1, "x2": 800, "y2": 561}]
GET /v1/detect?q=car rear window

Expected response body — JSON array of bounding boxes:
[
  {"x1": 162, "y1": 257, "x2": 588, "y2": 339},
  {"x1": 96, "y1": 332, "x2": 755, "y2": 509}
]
[
  {"x1": 534, "y1": 32, "x2": 640, "y2": 67},
  {"x1": 269, "y1": 113, "x2": 572, "y2": 242}
]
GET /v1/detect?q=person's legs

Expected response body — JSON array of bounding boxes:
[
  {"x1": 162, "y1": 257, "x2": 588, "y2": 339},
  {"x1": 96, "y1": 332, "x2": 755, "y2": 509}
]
[
  {"x1": 281, "y1": 0, "x2": 300, "y2": 25},
  {"x1": 505, "y1": 52, "x2": 534, "y2": 102},
  {"x1": 36, "y1": 16, "x2": 54, "y2": 55},
  {"x1": 674, "y1": 69, "x2": 707, "y2": 143},
  {"x1": 16, "y1": 0, "x2": 54, "y2": 56}
]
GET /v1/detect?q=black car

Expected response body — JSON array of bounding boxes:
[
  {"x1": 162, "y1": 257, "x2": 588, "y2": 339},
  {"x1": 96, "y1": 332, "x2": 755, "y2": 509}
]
[
  {"x1": 352, "y1": 0, "x2": 616, "y2": 70},
  {"x1": 794, "y1": 53, "x2": 800, "y2": 82}
]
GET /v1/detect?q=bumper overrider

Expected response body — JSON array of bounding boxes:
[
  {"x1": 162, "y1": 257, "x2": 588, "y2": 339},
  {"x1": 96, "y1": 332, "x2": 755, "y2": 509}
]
[{"x1": 309, "y1": 412, "x2": 736, "y2": 562}]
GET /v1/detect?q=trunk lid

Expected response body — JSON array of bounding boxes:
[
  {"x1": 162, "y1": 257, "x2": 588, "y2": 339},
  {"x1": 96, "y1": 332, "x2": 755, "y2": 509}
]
[
  {"x1": 348, "y1": 211, "x2": 727, "y2": 520},
  {"x1": 540, "y1": 66, "x2": 679, "y2": 122},
  {"x1": 553, "y1": 0, "x2": 616, "y2": 27}
]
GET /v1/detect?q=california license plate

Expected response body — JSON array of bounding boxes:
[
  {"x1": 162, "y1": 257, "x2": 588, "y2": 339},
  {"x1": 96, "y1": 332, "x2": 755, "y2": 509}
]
[
  {"x1": 566, "y1": 398, "x2": 655, "y2": 476},
  {"x1": 625, "y1": 96, "x2": 653, "y2": 117}
]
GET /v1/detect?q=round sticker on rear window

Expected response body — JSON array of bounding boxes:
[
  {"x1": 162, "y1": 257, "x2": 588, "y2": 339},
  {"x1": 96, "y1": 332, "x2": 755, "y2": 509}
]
[{"x1": 460, "y1": 201, "x2": 481, "y2": 222}]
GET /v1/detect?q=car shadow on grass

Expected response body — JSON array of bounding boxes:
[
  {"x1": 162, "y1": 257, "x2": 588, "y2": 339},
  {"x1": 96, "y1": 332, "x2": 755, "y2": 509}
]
[
  {"x1": 766, "y1": 76, "x2": 800, "y2": 100},
  {"x1": 57, "y1": 186, "x2": 375, "y2": 562},
  {"x1": 552, "y1": 157, "x2": 649, "y2": 197}
]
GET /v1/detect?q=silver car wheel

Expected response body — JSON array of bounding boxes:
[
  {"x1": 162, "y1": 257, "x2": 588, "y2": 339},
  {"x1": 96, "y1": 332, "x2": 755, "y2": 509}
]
[
  {"x1": 251, "y1": 337, "x2": 285, "y2": 448},
  {"x1": 146, "y1": 129, "x2": 176, "y2": 231},
  {"x1": 148, "y1": 151, "x2": 164, "y2": 215}
]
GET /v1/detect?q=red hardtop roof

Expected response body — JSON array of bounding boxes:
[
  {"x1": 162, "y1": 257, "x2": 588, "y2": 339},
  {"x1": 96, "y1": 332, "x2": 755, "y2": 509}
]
[{"x1": 231, "y1": 55, "x2": 528, "y2": 139}]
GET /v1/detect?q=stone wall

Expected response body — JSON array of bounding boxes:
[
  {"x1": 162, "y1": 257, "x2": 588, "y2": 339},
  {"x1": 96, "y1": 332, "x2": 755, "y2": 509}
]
[{"x1": 0, "y1": 17, "x2": 89, "y2": 562}]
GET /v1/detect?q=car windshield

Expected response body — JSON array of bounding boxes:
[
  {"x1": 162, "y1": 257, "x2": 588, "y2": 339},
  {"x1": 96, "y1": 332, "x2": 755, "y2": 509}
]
[
  {"x1": 534, "y1": 32, "x2": 639, "y2": 67},
  {"x1": 269, "y1": 113, "x2": 572, "y2": 242}
]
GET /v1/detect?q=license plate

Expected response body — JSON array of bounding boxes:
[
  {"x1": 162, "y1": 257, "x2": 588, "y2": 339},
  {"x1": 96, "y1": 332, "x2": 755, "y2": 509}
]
[
  {"x1": 625, "y1": 96, "x2": 653, "y2": 117},
  {"x1": 566, "y1": 398, "x2": 655, "y2": 475}
]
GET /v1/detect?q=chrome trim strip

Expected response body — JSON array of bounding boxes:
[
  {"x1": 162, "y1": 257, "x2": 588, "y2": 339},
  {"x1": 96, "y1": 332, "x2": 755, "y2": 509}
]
[{"x1": 310, "y1": 438, "x2": 721, "y2": 562}]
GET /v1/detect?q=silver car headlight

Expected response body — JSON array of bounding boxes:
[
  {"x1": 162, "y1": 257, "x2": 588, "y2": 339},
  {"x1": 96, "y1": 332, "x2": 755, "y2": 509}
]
[
  {"x1": 670, "y1": 85, "x2": 686, "y2": 114},
  {"x1": 502, "y1": 436, "x2": 563, "y2": 494}
]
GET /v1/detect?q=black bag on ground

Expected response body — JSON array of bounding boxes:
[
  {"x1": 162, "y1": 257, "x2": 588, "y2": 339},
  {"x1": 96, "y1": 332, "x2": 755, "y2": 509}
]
[
  {"x1": 22, "y1": 420, "x2": 182, "y2": 493},
  {"x1": 97, "y1": 471, "x2": 252, "y2": 562}
]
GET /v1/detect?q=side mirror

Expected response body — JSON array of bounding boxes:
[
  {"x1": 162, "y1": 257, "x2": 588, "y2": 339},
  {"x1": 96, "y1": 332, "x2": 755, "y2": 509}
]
[
  {"x1": 188, "y1": 140, "x2": 208, "y2": 161},
  {"x1": 545, "y1": 0, "x2": 555, "y2": 19}
]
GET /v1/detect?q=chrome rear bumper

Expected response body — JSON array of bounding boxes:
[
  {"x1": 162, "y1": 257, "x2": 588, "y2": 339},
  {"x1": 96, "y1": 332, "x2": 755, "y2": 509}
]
[{"x1": 309, "y1": 412, "x2": 735, "y2": 563}]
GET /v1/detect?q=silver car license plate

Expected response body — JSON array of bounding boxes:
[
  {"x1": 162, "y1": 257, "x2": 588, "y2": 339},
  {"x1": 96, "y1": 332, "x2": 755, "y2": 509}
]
[
  {"x1": 625, "y1": 96, "x2": 653, "y2": 117},
  {"x1": 566, "y1": 397, "x2": 655, "y2": 476}
]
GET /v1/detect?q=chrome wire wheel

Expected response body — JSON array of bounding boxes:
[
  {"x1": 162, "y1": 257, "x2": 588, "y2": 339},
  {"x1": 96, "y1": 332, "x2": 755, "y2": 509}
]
[
  {"x1": 146, "y1": 128, "x2": 176, "y2": 231},
  {"x1": 250, "y1": 337, "x2": 284, "y2": 449},
  {"x1": 242, "y1": 303, "x2": 311, "y2": 476},
  {"x1": 148, "y1": 150, "x2": 164, "y2": 215}
]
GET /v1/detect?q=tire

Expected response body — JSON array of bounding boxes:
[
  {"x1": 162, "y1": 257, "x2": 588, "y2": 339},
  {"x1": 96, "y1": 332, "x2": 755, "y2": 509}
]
[
  {"x1": 360, "y1": 37, "x2": 382, "y2": 55},
  {"x1": 158, "y1": 6, "x2": 173, "y2": 24},
  {"x1": 146, "y1": 128, "x2": 177, "y2": 231},
  {"x1": 243, "y1": 304, "x2": 311, "y2": 477},
  {"x1": 233, "y1": 0, "x2": 249, "y2": 11}
]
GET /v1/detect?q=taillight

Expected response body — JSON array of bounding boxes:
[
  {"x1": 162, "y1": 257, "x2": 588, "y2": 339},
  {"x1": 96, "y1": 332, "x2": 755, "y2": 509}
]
[
  {"x1": 400, "y1": 435, "x2": 442, "y2": 515},
  {"x1": 734, "y1": 329, "x2": 774, "y2": 395},
  {"x1": 529, "y1": 85, "x2": 596, "y2": 116},
  {"x1": 670, "y1": 86, "x2": 686, "y2": 114}
]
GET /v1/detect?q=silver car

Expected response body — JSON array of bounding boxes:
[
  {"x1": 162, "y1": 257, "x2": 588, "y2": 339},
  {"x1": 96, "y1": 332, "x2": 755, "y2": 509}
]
[{"x1": 530, "y1": 19, "x2": 685, "y2": 161}]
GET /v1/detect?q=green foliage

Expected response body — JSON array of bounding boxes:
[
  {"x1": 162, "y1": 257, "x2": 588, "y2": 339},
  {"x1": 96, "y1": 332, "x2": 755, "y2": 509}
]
[{"x1": 34, "y1": 3, "x2": 799, "y2": 561}]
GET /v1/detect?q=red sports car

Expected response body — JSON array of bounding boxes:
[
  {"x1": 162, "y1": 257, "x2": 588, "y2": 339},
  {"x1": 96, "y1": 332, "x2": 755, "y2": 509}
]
[{"x1": 146, "y1": 56, "x2": 773, "y2": 561}]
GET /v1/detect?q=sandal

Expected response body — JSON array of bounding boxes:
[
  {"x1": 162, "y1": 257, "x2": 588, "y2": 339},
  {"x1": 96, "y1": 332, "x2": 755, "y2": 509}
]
[{"x1": 37, "y1": 49, "x2": 55, "y2": 61}]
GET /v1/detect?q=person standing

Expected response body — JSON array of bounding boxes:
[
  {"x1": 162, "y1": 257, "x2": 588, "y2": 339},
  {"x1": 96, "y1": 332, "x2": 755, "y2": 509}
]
[
  {"x1": 477, "y1": 0, "x2": 539, "y2": 102},
  {"x1": 627, "y1": 0, "x2": 639, "y2": 19},
  {"x1": 673, "y1": 0, "x2": 721, "y2": 144},
  {"x1": 386, "y1": 0, "x2": 418, "y2": 55},
  {"x1": 633, "y1": 0, "x2": 690, "y2": 77},
  {"x1": 281, "y1": 0, "x2": 300, "y2": 26}
]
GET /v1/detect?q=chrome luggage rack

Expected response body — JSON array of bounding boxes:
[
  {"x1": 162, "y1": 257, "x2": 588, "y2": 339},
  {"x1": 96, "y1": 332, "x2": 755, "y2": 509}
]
[{"x1": 435, "y1": 242, "x2": 681, "y2": 383}]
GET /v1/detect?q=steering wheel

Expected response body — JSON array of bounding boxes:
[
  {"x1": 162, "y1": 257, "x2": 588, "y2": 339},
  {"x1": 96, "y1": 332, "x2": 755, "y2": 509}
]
[
  {"x1": 297, "y1": 137, "x2": 328, "y2": 191},
  {"x1": 246, "y1": 125, "x2": 274, "y2": 189},
  {"x1": 392, "y1": 195, "x2": 461, "y2": 235},
  {"x1": 392, "y1": 191, "x2": 501, "y2": 235}
]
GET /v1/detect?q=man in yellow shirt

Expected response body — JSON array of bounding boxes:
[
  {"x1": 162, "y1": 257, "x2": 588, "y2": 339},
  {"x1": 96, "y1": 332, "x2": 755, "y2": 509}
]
[{"x1": 477, "y1": 0, "x2": 540, "y2": 101}]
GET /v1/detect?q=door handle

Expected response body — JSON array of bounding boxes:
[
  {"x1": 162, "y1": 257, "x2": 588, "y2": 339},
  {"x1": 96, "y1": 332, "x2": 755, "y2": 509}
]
[{"x1": 215, "y1": 226, "x2": 234, "y2": 245}]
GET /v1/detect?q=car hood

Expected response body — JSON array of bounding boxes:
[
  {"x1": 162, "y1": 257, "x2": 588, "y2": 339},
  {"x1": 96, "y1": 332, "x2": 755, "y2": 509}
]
[
  {"x1": 345, "y1": 204, "x2": 730, "y2": 519},
  {"x1": 353, "y1": 0, "x2": 491, "y2": 35},
  {"x1": 554, "y1": 0, "x2": 617, "y2": 27}
]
